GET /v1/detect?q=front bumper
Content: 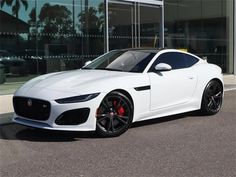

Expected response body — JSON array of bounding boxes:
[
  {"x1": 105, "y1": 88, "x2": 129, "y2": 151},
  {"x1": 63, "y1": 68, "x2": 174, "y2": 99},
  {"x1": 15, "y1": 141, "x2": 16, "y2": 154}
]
[{"x1": 12, "y1": 93, "x2": 106, "y2": 131}]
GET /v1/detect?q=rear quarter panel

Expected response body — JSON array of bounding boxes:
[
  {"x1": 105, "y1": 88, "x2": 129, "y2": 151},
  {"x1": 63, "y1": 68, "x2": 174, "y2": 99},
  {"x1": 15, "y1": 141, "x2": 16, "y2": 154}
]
[{"x1": 192, "y1": 62, "x2": 223, "y2": 108}]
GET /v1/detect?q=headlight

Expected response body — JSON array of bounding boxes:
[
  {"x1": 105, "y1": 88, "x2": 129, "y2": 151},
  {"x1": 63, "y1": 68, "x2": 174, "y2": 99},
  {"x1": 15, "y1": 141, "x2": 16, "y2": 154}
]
[{"x1": 55, "y1": 93, "x2": 100, "y2": 104}]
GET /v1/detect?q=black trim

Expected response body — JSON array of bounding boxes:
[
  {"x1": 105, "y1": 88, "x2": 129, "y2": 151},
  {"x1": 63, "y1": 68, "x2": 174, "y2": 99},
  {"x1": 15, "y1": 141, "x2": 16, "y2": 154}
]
[{"x1": 134, "y1": 85, "x2": 151, "y2": 91}]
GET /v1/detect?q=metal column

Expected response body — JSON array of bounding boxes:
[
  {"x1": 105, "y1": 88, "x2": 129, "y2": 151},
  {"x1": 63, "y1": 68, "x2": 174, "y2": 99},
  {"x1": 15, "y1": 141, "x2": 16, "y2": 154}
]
[
  {"x1": 234, "y1": 0, "x2": 236, "y2": 74},
  {"x1": 105, "y1": 0, "x2": 164, "y2": 51},
  {"x1": 159, "y1": 2, "x2": 164, "y2": 48},
  {"x1": 104, "y1": 0, "x2": 109, "y2": 53}
]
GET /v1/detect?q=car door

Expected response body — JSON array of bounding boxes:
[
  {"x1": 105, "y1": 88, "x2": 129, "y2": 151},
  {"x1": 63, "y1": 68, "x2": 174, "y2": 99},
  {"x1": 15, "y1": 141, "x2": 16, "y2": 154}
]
[{"x1": 148, "y1": 52, "x2": 197, "y2": 111}]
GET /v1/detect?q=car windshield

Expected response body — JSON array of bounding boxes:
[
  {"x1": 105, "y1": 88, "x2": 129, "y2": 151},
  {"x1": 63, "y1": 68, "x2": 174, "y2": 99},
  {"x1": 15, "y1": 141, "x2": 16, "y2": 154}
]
[{"x1": 83, "y1": 50, "x2": 156, "y2": 73}]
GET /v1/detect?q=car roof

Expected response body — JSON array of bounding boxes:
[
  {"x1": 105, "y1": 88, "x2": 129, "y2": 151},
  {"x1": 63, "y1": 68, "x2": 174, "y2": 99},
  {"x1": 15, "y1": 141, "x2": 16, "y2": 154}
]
[
  {"x1": 115, "y1": 48, "x2": 206, "y2": 66},
  {"x1": 114, "y1": 48, "x2": 163, "y2": 53},
  {"x1": 115, "y1": 48, "x2": 203, "y2": 60}
]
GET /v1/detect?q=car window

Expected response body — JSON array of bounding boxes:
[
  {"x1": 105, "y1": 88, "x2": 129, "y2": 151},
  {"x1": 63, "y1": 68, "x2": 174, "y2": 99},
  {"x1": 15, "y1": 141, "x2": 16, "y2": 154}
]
[
  {"x1": 128, "y1": 52, "x2": 156, "y2": 72},
  {"x1": 184, "y1": 54, "x2": 199, "y2": 67},
  {"x1": 149, "y1": 52, "x2": 187, "y2": 72},
  {"x1": 84, "y1": 50, "x2": 156, "y2": 73}
]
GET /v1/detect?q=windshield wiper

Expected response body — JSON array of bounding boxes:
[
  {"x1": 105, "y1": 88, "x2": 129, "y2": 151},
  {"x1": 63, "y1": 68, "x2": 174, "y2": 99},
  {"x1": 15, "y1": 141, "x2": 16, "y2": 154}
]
[
  {"x1": 95, "y1": 68, "x2": 123, "y2": 72},
  {"x1": 82, "y1": 67, "x2": 124, "y2": 72},
  {"x1": 81, "y1": 67, "x2": 92, "y2": 70}
]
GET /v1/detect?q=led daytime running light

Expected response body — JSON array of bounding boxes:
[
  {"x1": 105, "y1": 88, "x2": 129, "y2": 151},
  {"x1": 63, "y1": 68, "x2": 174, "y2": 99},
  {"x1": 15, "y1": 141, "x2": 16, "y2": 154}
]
[{"x1": 56, "y1": 93, "x2": 100, "y2": 104}]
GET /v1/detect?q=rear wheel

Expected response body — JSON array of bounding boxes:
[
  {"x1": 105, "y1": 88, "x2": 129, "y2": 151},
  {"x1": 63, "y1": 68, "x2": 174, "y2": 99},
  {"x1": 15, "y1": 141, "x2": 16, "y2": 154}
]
[
  {"x1": 96, "y1": 91, "x2": 133, "y2": 137},
  {"x1": 201, "y1": 80, "x2": 223, "y2": 115}
]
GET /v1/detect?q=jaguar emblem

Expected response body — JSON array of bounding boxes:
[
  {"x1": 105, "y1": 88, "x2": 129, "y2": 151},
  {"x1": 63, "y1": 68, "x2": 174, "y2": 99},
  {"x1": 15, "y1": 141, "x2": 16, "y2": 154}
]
[{"x1": 27, "y1": 99, "x2": 33, "y2": 107}]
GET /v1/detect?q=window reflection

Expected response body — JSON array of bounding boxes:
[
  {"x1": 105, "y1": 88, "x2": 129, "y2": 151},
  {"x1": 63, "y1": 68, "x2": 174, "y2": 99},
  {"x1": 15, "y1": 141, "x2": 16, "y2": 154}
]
[
  {"x1": 0, "y1": 0, "x2": 233, "y2": 94},
  {"x1": 0, "y1": 0, "x2": 104, "y2": 89},
  {"x1": 165, "y1": 0, "x2": 230, "y2": 73}
]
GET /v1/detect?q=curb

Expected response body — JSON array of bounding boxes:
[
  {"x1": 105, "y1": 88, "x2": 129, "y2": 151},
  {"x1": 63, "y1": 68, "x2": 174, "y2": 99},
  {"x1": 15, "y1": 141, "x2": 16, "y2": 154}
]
[
  {"x1": 224, "y1": 88, "x2": 236, "y2": 92},
  {"x1": 0, "y1": 113, "x2": 13, "y2": 125}
]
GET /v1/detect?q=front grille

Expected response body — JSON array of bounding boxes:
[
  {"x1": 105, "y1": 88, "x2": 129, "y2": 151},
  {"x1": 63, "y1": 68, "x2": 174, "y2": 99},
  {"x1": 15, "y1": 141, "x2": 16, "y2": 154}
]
[{"x1": 13, "y1": 96, "x2": 51, "y2": 121}]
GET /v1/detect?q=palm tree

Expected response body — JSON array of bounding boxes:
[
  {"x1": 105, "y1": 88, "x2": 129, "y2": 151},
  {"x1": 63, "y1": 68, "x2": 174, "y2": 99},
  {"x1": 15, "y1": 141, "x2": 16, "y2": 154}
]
[
  {"x1": 1, "y1": 0, "x2": 28, "y2": 47},
  {"x1": 0, "y1": 0, "x2": 28, "y2": 18}
]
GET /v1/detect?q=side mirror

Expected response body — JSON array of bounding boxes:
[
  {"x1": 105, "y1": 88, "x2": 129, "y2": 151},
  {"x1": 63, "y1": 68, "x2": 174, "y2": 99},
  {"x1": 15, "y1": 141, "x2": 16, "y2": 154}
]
[{"x1": 155, "y1": 63, "x2": 172, "y2": 72}]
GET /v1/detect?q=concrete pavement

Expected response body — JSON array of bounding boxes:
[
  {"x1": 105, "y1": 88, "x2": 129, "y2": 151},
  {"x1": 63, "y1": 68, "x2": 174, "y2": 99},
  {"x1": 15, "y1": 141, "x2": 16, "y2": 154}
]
[{"x1": 0, "y1": 90, "x2": 236, "y2": 177}]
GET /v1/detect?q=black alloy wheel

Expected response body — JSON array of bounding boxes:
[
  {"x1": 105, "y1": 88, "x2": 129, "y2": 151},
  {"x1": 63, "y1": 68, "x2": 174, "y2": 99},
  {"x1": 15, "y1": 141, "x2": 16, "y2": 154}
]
[
  {"x1": 201, "y1": 80, "x2": 223, "y2": 115},
  {"x1": 96, "y1": 91, "x2": 133, "y2": 137}
]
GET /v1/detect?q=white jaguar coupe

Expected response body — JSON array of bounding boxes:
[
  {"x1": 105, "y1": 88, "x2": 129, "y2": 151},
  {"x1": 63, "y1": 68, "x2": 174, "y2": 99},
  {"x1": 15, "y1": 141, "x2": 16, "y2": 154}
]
[{"x1": 13, "y1": 49, "x2": 223, "y2": 137}]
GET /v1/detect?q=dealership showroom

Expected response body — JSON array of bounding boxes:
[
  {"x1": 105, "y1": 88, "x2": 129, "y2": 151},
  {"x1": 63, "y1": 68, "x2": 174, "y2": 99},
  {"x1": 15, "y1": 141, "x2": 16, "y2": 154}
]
[
  {"x1": 0, "y1": 0, "x2": 235, "y2": 90},
  {"x1": 0, "y1": 0, "x2": 236, "y2": 113},
  {"x1": 0, "y1": 1, "x2": 236, "y2": 177}
]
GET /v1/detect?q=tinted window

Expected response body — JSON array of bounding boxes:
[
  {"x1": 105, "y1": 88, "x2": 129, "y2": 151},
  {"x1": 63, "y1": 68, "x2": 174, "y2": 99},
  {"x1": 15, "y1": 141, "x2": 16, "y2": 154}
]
[
  {"x1": 149, "y1": 52, "x2": 187, "y2": 71},
  {"x1": 184, "y1": 54, "x2": 199, "y2": 67},
  {"x1": 130, "y1": 52, "x2": 156, "y2": 72}
]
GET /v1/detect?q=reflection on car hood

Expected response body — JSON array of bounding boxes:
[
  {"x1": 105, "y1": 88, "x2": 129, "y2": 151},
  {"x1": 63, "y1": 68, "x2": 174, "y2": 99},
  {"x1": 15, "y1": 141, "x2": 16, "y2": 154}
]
[
  {"x1": 15, "y1": 69, "x2": 143, "y2": 99},
  {"x1": 34, "y1": 69, "x2": 133, "y2": 89}
]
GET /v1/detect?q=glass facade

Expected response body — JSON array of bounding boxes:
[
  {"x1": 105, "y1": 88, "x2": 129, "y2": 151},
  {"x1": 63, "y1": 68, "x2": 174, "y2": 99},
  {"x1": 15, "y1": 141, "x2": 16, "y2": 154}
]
[
  {"x1": 0, "y1": 0, "x2": 234, "y2": 94},
  {"x1": 108, "y1": 2, "x2": 161, "y2": 50},
  {"x1": 165, "y1": 0, "x2": 233, "y2": 74},
  {"x1": 0, "y1": 0, "x2": 104, "y2": 94}
]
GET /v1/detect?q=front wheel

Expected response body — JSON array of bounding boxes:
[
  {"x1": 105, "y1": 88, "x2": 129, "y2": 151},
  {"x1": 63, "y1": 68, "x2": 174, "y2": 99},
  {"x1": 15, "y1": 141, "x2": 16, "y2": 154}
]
[
  {"x1": 96, "y1": 91, "x2": 133, "y2": 137},
  {"x1": 200, "y1": 80, "x2": 223, "y2": 115}
]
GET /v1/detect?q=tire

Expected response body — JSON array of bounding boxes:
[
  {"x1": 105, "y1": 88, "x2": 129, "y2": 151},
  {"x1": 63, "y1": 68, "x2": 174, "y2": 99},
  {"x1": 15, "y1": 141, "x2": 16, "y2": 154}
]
[
  {"x1": 96, "y1": 91, "x2": 133, "y2": 137},
  {"x1": 200, "y1": 80, "x2": 223, "y2": 115}
]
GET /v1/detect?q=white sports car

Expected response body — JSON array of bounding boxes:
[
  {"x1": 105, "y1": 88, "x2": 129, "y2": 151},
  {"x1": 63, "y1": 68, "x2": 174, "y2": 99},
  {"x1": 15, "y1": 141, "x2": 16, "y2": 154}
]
[{"x1": 13, "y1": 49, "x2": 223, "y2": 137}]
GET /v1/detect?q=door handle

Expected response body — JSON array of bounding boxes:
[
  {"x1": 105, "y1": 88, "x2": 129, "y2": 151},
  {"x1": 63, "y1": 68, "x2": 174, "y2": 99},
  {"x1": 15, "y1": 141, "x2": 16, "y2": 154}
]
[{"x1": 188, "y1": 76, "x2": 194, "y2": 79}]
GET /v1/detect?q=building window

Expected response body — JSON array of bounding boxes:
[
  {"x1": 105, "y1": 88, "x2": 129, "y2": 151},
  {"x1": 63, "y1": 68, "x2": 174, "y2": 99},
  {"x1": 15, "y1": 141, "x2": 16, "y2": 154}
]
[
  {"x1": 165, "y1": 0, "x2": 233, "y2": 74},
  {"x1": 0, "y1": 0, "x2": 104, "y2": 94}
]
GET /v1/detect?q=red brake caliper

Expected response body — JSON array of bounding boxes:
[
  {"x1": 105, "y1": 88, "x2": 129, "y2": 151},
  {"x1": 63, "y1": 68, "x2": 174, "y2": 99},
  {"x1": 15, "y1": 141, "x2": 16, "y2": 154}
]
[
  {"x1": 117, "y1": 106, "x2": 125, "y2": 116},
  {"x1": 114, "y1": 100, "x2": 125, "y2": 116},
  {"x1": 113, "y1": 100, "x2": 125, "y2": 116}
]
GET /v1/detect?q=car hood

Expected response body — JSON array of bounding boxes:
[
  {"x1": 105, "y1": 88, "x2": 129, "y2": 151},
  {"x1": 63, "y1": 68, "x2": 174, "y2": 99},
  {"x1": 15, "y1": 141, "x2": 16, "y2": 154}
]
[{"x1": 15, "y1": 69, "x2": 148, "y2": 100}]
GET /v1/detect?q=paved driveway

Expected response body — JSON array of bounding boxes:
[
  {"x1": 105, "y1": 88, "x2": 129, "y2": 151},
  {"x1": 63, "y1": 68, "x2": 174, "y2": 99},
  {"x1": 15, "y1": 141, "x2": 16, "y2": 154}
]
[{"x1": 0, "y1": 91, "x2": 235, "y2": 177}]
